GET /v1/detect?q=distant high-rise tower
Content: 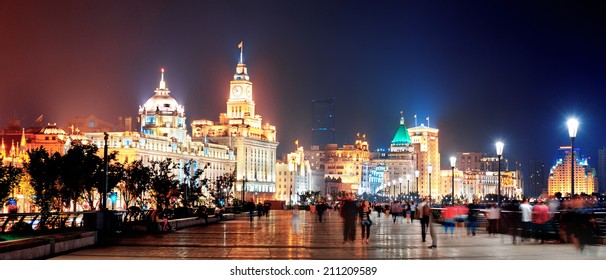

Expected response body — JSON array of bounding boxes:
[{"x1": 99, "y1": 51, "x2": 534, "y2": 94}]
[
  {"x1": 528, "y1": 160, "x2": 547, "y2": 197},
  {"x1": 409, "y1": 122, "x2": 440, "y2": 198},
  {"x1": 548, "y1": 147, "x2": 596, "y2": 196},
  {"x1": 598, "y1": 148, "x2": 606, "y2": 193},
  {"x1": 311, "y1": 98, "x2": 336, "y2": 147}
]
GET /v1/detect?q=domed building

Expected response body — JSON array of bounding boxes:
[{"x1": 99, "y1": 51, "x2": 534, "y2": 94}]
[
  {"x1": 83, "y1": 68, "x2": 236, "y2": 209},
  {"x1": 138, "y1": 68, "x2": 187, "y2": 143}
]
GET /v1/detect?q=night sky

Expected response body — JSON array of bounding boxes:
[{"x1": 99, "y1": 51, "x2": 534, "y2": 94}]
[{"x1": 2, "y1": 1, "x2": 606, "y2": 171}]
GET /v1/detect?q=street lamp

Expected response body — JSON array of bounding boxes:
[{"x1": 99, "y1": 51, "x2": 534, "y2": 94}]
[
  {"x1": 496, "y1": 141, "x2": 504, "y2": 206},
  {"x1": 406, "y1": 174, "x2": 411, "y2": 197},
  {"x1": 428, "y1": 164, "x2": 433, "y2": 205},
  {"x1": 450, "y1": 156, "x2": 456, "y2": 205},
  {"x1": 567, "y1": 118, "x2": 579, "y2": 197},
  {"x1": 398, "y1": 177, "x2": 403, "y2": 199},
  {"x1": 415, "y1": 170, "x2": 419, "y2": 201},
  {"x1": 392, "y1": 179, "x2": 396, "y2": 200}
]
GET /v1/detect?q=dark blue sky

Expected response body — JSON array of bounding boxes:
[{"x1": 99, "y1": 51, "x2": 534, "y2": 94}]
[{"x1": 1, "y1": 1, "x2": 605, "y2": 171}]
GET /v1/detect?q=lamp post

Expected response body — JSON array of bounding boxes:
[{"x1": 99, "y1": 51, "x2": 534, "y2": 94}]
[
  {"x1": 392, "y1": 179, "x2": 396, "y2": 200},
  {"x1": 428, "y1": 164, "x2": 433, "y2": 205},
  {"x1": 415, "y1": 170, "x2": 419, "y2": 202},
  {"x1": 567, "y1": 118, "x2": 579, "y2": 197},
  {"x1": 102, "y1": 132, "x2": 109, "y2": 210},
  {"x1": 496, "y1": 141, "x2": 504, "y2": 206},
  {"x1": 406, "y1": 174, "x2": 411, "y2": 197},
  {"x1": 450, "y1": 156, "x2": 456, "y2": 205},
  {"x1": 398, "y1": 177, "x2": 403, "y2": 200}
]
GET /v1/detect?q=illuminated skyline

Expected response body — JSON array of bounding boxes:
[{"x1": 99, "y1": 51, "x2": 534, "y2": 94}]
[{"x1": 1, "y1": 1, "x2": 606, "y2": 171}]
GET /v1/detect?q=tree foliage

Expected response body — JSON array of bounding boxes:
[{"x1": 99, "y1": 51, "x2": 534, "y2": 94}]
[
  {"x1": 149, "y1": 159, "x2": 180, "y2": 208},
  {"x1": 0, "y1": 164, "x2": 23, "y2": 205},
  {"x1": 24, "y1": 147, "x2": 61, "y2": 222},
  {"x1": 121, "y1": 159, "x2": 151, "y2": 208}
]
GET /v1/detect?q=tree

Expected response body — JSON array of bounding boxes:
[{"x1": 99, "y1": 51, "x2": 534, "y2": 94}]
[
  {"x1": 149, "y1": 159, "x2": 180, "y2": 208},
  {"x1": 210, "y1": 171, "x2": 235, "y2": 207},
  {"x1": 105, "y1": 154, "x2": 126, "y2": 209},
  {"x1": 59, "y1": 143, "x2": 103, "y2": 211},
  {"x1": 24, "y1": 147, "x2": 61, "y2": 225},
  {"x1": 121, "y1": 159, "x2": 152, "y2": 208},
  {"x1": 181, "y1": 160, "x2": 207, "y2": 206},
  {"x1": 0, "y1": 164, "x2": 23, "y2": 206}
]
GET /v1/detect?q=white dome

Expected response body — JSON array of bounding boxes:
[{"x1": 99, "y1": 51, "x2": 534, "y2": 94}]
[{"x1": 143, "y1": 92, "x2": 181, "y2": 112}]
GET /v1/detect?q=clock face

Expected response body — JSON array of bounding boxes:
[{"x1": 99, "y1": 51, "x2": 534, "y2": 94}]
[
  {"x1": 232, "y1": 85, "x2": 242, "y2": 97},
  {"x1": 246, "y1": 86, "x2": 252, "y2": 98}
]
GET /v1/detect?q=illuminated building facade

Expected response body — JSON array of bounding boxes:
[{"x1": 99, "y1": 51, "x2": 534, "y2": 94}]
[
  {"x1": 191, "y1": 43, "x2": 278, "y2": 202},
  {"x1": 548, "y1": 146, "x2": 596, "y2": 196},
  {"x1": 276, "y1": 147, "x2": 311, "y2": 204},
  {"x1": 85, "y1": 69, "x2": 236, "y2": 205},
  {"x1": 409, "y1": 123, "x2": 440, "y2": 198},
  {"x1": 305, "y1": 138, "x2": 370, "y2": 195},
  {"x1": 372, "y1": 113, "x2": 416, "y2": 199}
]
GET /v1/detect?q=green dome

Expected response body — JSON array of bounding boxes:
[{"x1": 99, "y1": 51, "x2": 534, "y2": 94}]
[{"x1": 391, "y1": 116, "x2": 411, "y2": 146}]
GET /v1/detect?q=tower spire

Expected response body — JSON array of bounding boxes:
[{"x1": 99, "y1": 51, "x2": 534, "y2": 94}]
[
  {"x1": 159, "y1": 68, "x2": 166, "y2": 89},
  {"x1": 20, "y1": 128, "x2": 26, "y2": 147},
  {"x1": 238, "y1": 41, "x2": 244, "y2": 63},
  {"x1": 400, "y1": 111, "x2": 405, "y2": 125}
]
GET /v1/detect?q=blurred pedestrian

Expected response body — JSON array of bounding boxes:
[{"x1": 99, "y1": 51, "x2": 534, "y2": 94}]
[
  {"x1": 486, "y1": 203, "x2": 500, "y2": 236},
  {"x1": 341, "y1": 194, "x2": 358, "y2": 243},
  {"x1": 292, "y1": 205, "x2": 301, "y2": 235},
  {"x1": 442, "y1": 205, "x2": 456, "y2": 236},
  {"x1": 409, "y1": 201, "x2": 416, "y2": 224},
  {"x1": 245, "y1": 198, "x2": 256, "y2": 223},
  {"x1": 519, "y1": 199, "x2": 533, "y2": 242},
  {"x1": 317, "y1": 200, "x2": 328, "y2": 222},
  {"x1": 531, "y1": 199, "x2": 550, "y2": 243},
  {"x1": 391, "y1": 202, "x2": 403, "y2": 223},
  {"x1": 419, "y1": 197, "x2": 431, "y2": 243},
  {"x1": 466, "y1": 199, "x2": 479, "y2": 236},
  {"x1": 359, "y1": 200, "x2": 372, "y2": 244}
]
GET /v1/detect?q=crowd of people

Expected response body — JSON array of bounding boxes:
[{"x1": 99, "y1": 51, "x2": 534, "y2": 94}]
[{"x1": 324, "y1": 194, "x2": 604, "y2": 251}]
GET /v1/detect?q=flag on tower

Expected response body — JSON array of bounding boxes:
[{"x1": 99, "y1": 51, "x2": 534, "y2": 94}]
[
  {"x1": 295, "y1": 139, "x2": 299, "y2": 147},
  {"x1": 238, "y1": 41, "x2": 243, "y2": 49}
]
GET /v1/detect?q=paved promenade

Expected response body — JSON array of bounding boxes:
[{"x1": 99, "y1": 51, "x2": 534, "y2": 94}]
[{"x1": 52, "y1": 210, "x2": 605, "y2": 260}]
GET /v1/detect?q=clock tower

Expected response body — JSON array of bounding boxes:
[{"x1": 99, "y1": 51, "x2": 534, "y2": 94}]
[{"x1": 227, "y1": 42, "x2": 255, "y2": 119}]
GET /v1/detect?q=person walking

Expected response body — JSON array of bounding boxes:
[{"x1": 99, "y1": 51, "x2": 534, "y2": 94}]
[
  {"x1": 317, "y1": 200, "x2": 328, "y2": 222},
  {"x1": 419, "y1": 197, "x2": 431, "y2": 243},
  {"x1": 409, "y1": 201, "x2": 416, "y2": 224},
  {"x1": 486, "y1": 203, "x2": 501, "y2": 236},
  {"x1": 442, "y1": 205, "x2": 456, "y2": 236},
  {"x1": 263, "y1": 201, "x2": 271, "y2": 219},
  {"x1": 391, "y1": 202, "x2": 403, "y2": 223},
  {"x1": 291, "y1": 205, "x2": 301, "y2": 235},
  {"x1": 428, "y1": 207, "x2": 438, "y2": 249},
  {"x1": 519, "y1": 199, "x2": 533, "y2": 242},
  {"x1": 532, "y1": 199, "x2": 550, "y2": 243},
  {"x1": 466, "y1": 199, "x2": 480, "y2": 236},
  {"x1": 340, "y1": 194, "x2": 358, "y2": 243},
  {"x1": 359, "y1": 200, "x2": 372, "y2": 244},
  {"x1": 245, "y1": 198, "x2": 256, "y2": 223}
]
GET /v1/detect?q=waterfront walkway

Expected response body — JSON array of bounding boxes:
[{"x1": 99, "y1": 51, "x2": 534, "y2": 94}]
[{"x1": 52, "y1": 210, "x2": 605, "y2": 260}]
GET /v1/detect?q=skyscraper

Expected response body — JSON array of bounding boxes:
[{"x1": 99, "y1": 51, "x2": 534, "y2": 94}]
[
  {"x1": 528, "y1": 160, "x2": 547, "y2": 198},
  {"x1": 548, "y1": 147, "x2": 596, "y2": 196},
  {"x1": 311, "y1": 98, "x2": 335, "y2": 147}
]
